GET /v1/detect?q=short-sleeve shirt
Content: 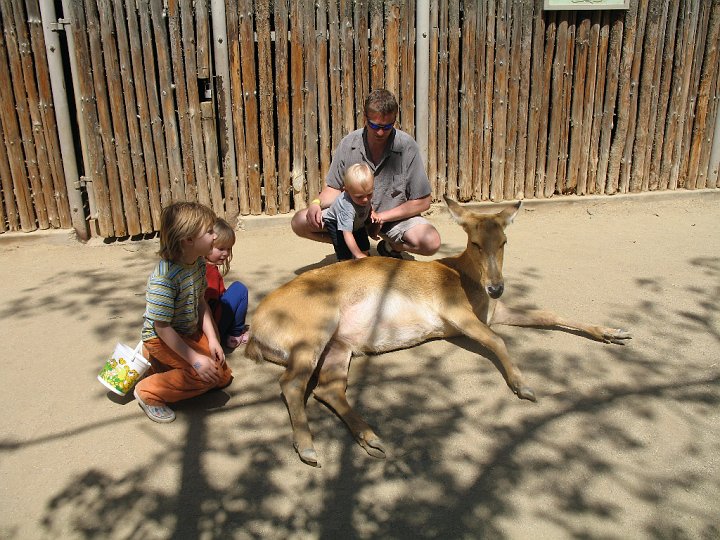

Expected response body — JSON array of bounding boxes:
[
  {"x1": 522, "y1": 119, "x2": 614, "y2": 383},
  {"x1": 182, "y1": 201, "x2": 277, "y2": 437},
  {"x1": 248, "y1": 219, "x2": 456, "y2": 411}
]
[
  {"x1": 322, "y1": 191, "x2": 371, "y2": 232},
  {"x1": 325, "y1": 128, "x2": 431, "y2": 214},
  {"x1": 142, "y1": 258, "x2": 207, "y2": 341}
]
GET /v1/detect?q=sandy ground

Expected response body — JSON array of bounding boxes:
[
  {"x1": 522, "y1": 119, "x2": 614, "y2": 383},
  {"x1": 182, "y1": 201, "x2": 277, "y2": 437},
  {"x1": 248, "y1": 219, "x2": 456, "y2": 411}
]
[{"x1": 0, "y1": 190, "x2": 719, "y2": 539}]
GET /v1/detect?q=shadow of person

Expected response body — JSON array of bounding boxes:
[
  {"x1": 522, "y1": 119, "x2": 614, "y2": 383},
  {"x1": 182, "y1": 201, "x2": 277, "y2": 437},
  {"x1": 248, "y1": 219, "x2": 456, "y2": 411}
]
[{"x1": 294, "y1": 254, "x2": 338, "y2": 275}]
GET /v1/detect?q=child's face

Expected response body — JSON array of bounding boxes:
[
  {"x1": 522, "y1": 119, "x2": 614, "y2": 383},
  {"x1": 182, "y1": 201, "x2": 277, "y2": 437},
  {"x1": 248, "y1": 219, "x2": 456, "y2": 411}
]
[
  {"x1": 346, "y1": 183, "x2": 374, "y2": 206},
  {"x1": 207, "y1": 242, "x2": 232, "y2": 265},
  {"x1": 186, "y1": 224, "x2": 216, "y2": 260}
]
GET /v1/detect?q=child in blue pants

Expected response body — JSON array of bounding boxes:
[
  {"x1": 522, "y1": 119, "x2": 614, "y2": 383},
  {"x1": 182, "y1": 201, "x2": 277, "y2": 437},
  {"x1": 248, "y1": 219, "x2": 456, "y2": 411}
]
[{"x1": 205, "y1": 219, "x2": 250, "y2": 348}]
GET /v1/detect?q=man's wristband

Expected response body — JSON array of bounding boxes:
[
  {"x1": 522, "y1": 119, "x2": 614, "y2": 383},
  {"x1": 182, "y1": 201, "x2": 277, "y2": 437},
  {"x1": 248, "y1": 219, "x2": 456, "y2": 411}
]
[{"x1": 311, "y1": 198, "x2": 321, "y2": 206}]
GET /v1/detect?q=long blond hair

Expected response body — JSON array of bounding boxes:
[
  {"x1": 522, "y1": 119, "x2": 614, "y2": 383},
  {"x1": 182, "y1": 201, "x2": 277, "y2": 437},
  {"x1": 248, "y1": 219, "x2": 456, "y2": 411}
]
[
  {"x1": 213, "y1": 218, "x2": 236, "y2": 276},
  {"x1": 158, "y1": 202, "x2": 216, "y2": 263}
]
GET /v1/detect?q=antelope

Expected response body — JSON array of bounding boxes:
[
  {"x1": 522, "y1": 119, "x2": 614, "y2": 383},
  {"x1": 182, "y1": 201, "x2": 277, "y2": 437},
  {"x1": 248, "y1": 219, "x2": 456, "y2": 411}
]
[{"x1": 245, "y1": 197, "x2": 631, "y2": 466}]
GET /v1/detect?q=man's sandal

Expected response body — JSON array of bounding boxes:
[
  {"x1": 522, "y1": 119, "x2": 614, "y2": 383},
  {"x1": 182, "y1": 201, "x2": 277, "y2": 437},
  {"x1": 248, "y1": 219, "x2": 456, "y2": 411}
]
[
  {"x1": 134, "y1": 388, "x2": 176, "y2": 423},
  {"x1": 377, "y1": 240, "x2": 403, "y2": 259}
]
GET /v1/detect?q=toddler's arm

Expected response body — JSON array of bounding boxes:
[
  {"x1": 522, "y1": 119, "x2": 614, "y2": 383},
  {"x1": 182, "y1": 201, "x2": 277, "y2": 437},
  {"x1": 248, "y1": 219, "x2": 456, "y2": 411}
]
[
  {"x1": 199, "y1": 297, "x2": 225, "y2": 364},
  {"x1": 343, "y1": 229, "x2": 367, "y2": 259}
]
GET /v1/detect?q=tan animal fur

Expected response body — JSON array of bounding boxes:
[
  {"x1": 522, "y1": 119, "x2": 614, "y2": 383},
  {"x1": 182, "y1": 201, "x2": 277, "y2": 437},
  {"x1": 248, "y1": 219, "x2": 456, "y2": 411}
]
[{"x1": 246, "y1": 197, "x2": 631, "y2": 466}]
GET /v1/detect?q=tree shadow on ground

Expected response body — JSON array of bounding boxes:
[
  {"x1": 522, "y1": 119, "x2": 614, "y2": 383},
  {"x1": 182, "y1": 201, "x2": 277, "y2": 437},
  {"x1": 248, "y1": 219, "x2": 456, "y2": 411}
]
[{"x1": 8, "y1": 248, "x2": 718, "y2": 539}]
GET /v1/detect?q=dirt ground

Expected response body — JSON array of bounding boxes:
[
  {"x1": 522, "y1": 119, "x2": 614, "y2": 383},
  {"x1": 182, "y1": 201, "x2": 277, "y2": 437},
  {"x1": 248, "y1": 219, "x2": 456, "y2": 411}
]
[{"x1": 1, "y1": 190, "x2": 718, "y2": 539}]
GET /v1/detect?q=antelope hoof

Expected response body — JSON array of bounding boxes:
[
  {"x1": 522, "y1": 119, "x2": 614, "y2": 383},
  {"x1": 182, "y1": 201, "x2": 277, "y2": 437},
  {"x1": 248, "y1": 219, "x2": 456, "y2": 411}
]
[
  {"x1": 357, "y1": 433, "x2": 386, "y2": 459},
  {"x1": 293, "y1": 443, "x2": 320, "y2": 467},
  {"x1": 515, "y1": 385, "x2": 537, "y2": 402},
  {"x1": 605, "y1": 329, "x2": 632, "y2": 344}
]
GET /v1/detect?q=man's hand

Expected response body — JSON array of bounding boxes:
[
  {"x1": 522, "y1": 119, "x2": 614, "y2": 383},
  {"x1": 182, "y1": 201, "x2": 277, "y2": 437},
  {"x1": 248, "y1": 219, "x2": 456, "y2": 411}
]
[{"x1": 307, "y1": 202, "x2": 323, "y2": 229}]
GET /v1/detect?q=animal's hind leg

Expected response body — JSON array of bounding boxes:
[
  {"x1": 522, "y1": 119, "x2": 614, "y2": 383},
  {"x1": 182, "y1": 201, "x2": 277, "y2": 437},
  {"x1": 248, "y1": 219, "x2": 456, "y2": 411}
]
[
  {"x1": 280, "y1": 342, "x2": 322, "y2": 466},
  {"x1": 491, "y1": 301, "x2": 632, "y2": 344},
  {"x1": 312, "y1": 340, "x2": 386, "y2": 459}
]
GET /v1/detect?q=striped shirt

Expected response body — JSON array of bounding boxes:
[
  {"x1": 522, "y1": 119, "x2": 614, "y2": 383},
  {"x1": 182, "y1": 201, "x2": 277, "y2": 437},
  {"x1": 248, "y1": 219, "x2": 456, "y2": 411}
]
[{"x1": 142, "y1": 258, "x2": 207, "y2": 341}]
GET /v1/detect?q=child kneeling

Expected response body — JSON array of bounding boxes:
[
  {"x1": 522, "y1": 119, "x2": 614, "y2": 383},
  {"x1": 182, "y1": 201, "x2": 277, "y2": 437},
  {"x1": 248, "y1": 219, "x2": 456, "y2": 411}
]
[{"x1": 134, "y1": 202, "x2": 233, "y2": 423}]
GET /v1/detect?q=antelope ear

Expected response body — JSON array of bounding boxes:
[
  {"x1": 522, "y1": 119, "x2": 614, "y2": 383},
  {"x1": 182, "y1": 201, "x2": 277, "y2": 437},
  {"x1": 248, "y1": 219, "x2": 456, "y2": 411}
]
[
  {"x1": 444, "y1": 195, "x2": 468, "y2": 224},
  {"x1": 499, "y1": 200, "x2": 522, "y2": 227}
]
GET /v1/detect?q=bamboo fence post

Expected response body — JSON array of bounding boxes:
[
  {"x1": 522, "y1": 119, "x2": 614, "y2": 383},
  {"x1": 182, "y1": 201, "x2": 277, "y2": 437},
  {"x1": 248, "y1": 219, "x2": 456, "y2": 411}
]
[
  {"x1": 316, "y1": 0, "x2": 331, "y2": 184},
  {"x1": 503, "y1": 0, "x2": 521, "y2": 200},
  {"x1": 482, "y1": 0, "x2": 496, "y2": 200},
  {"x1": 524, "y1": 0, "x2": 545, "y2": 198},
  {"x1": 630, "y1": 0, "x2": 664, "y2": 192},
  {"x1": 586, "y1": 12, "x2": 609, "y2": 195},
  {"x1": 567, "y1": 15, "x2": 590, "y2": 194},
  {"x1": 399, "y1": 0, "x2": 415, "y2": 134},
  {"x1": 290, "y1": 0, "x2": 306, "y2": 208},
  {"x1": 595, "y1": 13, "x2": 623, "y2": 195},
  {"x1": 679, "y1": 0, "x2": 710, "y2": 187},
  {"x1": 125, "y1": 0, "x2": 162, "y2": 228},
  {"x1": 256, "y1": 0, "x2": 278, "y2": 214},
  {"x1": 196, "y1": 0, "x2": 210, "y2": 79},
  {"x1": 2, "y1": 0, "x2": 47, "y2": 228},
  {"x1": 168, "y1": 0, "x2": 197, "y2": 202},
  {"x1": 340, "y1": 0, "x2": 355, "y2": 133},
  {"x1": 513, "y1": 0, "x2": 533, "y2": 199},
  {"x1": 689, "y1": 0, "x2": 720, "y2": 189},
  {"x1": 201, "y1": 101, "x2": 224, "y2": 213},
  {"x1": 446, "y1": 0, "x2": 459, "y2": 199},
  {"x1": 436, "y1": 0, "x2": 448, "y2": 198},
  {"x1": 491, "y1": 0, "x2": 508, "y2": 201},
  {"x1": 238, "y1": 0, "x2": 262, "y2": 213},
  {"x1": 648, "y1": 0, "x2": 679, "y2": 190},
  {"x1": 0, "y1": 111, "x2": 17, "y2": 231},
  {"x1": 180, "y1": 0, "x2": 210, "y2": 206},
  {"x1": 535, "y1": 11, "x2": 556, "y2": 198},
  {"x1": 67, "y1": 1, "x2": 113, "y2": 234},
  {"x1": 354, "y1": 0, "x2": 370, "y2": 128},
  {"x1": 428, "y1": 0, "x2": 438, "y2": 199},
  {"x1": 556, "y1": 12, "x2": 575, "y2": 194},
  {"x1": 328, "y1": 0, "x2": 343, "y2": 152},
  {"x1": 149, "y1": 0, "x2": 185, "y2": 202},
  {"x1": 659, "y1": 1, "x2": 697, "y2": 190},
  {"x1": 86, "y1": 0, "x2": 131, "y2": 235},
  {"x1": 606, "y1": 0, "x2": 639, "y2": 195},
  {"x1": 97, "y1": 0, "x2": 141, "y2": 235},
  {"x1": 111, "y1": 0, "x2": 155, "y2": 232},
  {"x1": 26, "y1": 0, "x2": 71, "y2": 227},
  {"x1": 370, "y1": 0, "x2": 384, "y2": 89},
  {"x1": 618, "y1": 0, "x2": 648, "y2": 193},
  {"x1": 303, "y1": 0, "x2": 320, "y2": 200},
  {"x1": 545, "y1": 13, "x2": 568, "y2": 198},
  {"x1": 226, "y1": 0, "x2": 249, "y2": 215},
  {"x1": 275, "y1": 0, "x2": 291, "y2": 213},
  {"x1": 12, "y1": 0, "x2": 56, "y2": 227},
  {"x1": 385, "y1": 1, "x2": 400, "y2": 99},
  {"x1": 458, "y1": 0, "x2": 477, "y2": 201}
]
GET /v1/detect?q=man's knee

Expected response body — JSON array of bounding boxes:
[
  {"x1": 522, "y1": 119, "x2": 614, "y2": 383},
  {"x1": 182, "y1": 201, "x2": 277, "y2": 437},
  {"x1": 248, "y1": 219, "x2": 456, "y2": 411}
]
[
  {"x1": 290, "y1": 209, "x2": 307, "y2": 236},
  {"x1": 417, "y1": 228, "x2": 441, "y2": 255}
]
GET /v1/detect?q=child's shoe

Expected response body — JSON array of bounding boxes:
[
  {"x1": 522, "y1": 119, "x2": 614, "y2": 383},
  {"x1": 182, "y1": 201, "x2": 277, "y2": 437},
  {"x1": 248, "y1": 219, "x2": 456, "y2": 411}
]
[{"x1": 134, "y1": 388, "x2": 176, "y2": 423}]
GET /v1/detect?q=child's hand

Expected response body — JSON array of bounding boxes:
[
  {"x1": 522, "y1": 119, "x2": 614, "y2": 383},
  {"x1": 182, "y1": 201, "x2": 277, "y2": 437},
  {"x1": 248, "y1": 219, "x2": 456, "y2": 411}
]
[
  {"x1": 209, "y1": 338, "x2": 226, "y2": 366},
  {"x1": 353, "y1": 252, "x2": 368, "y2": 259},
  {"x1": 191, "y1": 354, "x2": 222, "y2": 385}
]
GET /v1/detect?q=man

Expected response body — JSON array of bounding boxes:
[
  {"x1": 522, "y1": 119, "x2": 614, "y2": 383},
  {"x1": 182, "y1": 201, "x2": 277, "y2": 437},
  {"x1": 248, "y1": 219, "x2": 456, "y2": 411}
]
[{"x1": 290, "y1": 89, "x2": 441, "y2": 258}]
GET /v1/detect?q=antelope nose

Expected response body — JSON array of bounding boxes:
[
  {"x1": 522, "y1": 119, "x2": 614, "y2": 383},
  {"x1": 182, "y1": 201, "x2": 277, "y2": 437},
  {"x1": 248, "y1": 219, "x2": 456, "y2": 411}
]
[{"x1": 487, "y1": 284, "x2": 504, "y2": 298}]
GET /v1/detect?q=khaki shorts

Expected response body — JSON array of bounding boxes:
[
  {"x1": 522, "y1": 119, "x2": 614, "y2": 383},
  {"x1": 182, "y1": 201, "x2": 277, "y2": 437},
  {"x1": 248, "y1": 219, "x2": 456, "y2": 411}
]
[{"x1": 380, "y1": 216, "x2": 432, "y2": 244}]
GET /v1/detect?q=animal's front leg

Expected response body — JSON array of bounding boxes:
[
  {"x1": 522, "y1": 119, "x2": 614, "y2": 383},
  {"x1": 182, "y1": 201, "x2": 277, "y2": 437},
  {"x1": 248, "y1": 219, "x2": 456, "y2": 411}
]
[
  {"x1": 312, "y1": 340, "x2": 386, "y2": 459},
  {"x1": 490, "y1": 301, "x2": 632, "y2": 344},
  {"x1": 449, "y1": 314, "x2": 537, "y2": 402}
]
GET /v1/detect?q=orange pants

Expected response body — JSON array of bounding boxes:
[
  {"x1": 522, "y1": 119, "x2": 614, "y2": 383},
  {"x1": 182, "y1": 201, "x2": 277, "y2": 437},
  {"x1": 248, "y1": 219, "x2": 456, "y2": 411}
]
[{"x1": 135, "y1": 332, "x2": 233, "y2": 406}]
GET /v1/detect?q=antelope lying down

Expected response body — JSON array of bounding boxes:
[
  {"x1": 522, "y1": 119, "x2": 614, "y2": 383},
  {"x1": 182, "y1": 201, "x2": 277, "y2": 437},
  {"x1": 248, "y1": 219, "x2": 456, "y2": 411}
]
[{"x1": 246, "y1": 197, "x2": 630, "y2": 466}]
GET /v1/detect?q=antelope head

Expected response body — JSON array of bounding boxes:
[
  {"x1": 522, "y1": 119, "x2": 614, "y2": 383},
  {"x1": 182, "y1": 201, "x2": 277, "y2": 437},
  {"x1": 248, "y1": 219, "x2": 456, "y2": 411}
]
[{"x1": 444, "y1": 196, "x2": 522, "y2": 299}]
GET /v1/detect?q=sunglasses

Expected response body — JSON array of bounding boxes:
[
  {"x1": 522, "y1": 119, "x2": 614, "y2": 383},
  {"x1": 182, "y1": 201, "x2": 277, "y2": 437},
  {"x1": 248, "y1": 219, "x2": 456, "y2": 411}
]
[{"x1": 367, "y1": 119, "x2": 395, "y2": 131}]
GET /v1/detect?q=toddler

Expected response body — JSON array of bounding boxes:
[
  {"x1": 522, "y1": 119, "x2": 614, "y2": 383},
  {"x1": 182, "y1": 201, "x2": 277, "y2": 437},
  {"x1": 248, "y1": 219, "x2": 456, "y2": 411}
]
[
  {"x1": 322, "y1": 163, "x2": 379, "y2": 260},
  {"x1": 205, "y1": 218, "x2": 250, "y2": 348},
  {"x1": 134, "y1": 202, "x2": 233, "y2": 423}
]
